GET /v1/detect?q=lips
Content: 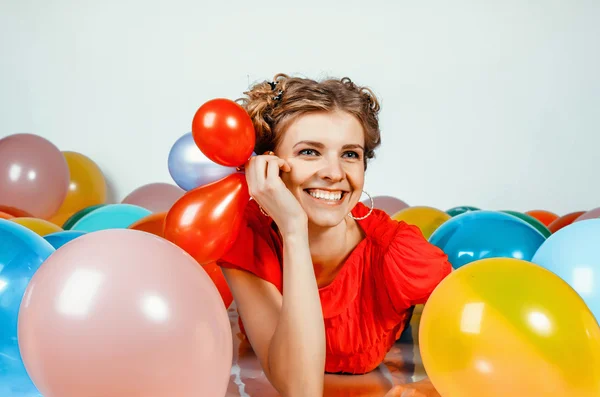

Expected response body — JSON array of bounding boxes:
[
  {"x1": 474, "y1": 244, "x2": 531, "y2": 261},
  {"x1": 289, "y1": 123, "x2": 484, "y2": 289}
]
[{"x1": 304, "y1": 188, "x2": 348, "y2": 202}]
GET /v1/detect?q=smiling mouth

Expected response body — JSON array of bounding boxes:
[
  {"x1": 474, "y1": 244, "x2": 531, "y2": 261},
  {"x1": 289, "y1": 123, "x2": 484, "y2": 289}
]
[{"x1": 303, "y1": 188, "x2": 348, "y2": 203}]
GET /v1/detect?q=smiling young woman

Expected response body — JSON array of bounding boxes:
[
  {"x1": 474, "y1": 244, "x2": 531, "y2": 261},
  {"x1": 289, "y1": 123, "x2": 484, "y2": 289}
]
[{"x1": 215, "y1": 73, "x2": 452, "y2": 397}]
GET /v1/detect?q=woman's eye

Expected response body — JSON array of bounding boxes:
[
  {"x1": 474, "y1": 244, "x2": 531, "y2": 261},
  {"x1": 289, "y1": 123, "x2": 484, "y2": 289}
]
[
  {"x1": 299, "y1": 149, "x2": 319, "y2": 156},
  {"x1": 343, "y1": 151, "x2": 360, "y2": 159}
]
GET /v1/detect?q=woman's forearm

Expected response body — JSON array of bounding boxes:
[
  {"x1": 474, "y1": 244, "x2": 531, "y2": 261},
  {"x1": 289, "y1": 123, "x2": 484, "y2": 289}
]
[{"x1": 267, "y1": 228, "x2": 326, "y2": 397}]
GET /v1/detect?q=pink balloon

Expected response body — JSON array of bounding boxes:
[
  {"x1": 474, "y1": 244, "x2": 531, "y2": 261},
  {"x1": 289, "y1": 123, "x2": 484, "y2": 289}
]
[
  {"x1": 0, "y1": 133, "x2": 69, "y2": 219},
  {"x1": 575, "y1": 207, "x2": 600, "y2": 222},
  {"x1": 18, "y1": 229, "x2": 232, "y2": 397},
  {"x1": 122, "y1": 182, "x2": 185, "y2": 213},
  {"x1": 362, "y1": 195, "x2": 409, "y2": 216}
]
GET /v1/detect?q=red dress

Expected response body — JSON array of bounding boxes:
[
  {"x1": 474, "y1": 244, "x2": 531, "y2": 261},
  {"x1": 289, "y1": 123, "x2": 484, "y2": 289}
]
[{"x1": 216, "y1": 200, "x2": 452, "y2": 374}]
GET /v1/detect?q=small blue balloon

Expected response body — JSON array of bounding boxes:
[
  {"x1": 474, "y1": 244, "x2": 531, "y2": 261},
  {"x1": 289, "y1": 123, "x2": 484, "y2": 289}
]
[
  {"x1": 0, "y1": 219, "x2": 55, "y2": 394},
  {"x1": 168, "y1": 132, "x2": 238, "y2": 191},
  {"x1": 70, "y1": 204, "x2": 151, "y2": 232},
  {"x1": 44, "y1": 230, "x2": 87, "y2": 249},
  {"x1": 429, "y1": 210, "x2": 546, "y2": 269},
  {"x1": 532, "y1": 219, "x2": 600, "y2": 322}
]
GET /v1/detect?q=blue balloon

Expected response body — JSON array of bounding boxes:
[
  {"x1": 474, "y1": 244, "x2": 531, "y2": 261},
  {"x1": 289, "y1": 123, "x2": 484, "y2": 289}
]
[
  {"x1": 168, "y1": 132, "x2": 238, "y2": 191},
  {"x1": 70, "y1": 204, "x2": 151, "y2": 232},
  {"x1": 531, "y1": 219, "x2": 600, "y2": 322},
  {"x1": 429, "y1": 210, "x2": 546, "y2": 269},
  {"x1": 44, "y1": 230, "x2": 87, "y2": 249},
  {"x1": 0, "y1": 219, "x2": 54, "y2": 395}
]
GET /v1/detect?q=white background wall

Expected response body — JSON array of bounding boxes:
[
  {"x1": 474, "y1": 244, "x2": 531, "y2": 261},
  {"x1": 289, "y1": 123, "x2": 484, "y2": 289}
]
[{"x1": 1, "y1": 0, "x2": 598, "y2": 215}]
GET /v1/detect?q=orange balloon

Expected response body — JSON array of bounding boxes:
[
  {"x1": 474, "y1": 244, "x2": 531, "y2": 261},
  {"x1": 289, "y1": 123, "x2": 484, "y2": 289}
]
[
  {"x1": 547, "y1": 211, "x2": 586, "y2": 234},
  {"x1": 0, "y1": 205, "x2": 33, "y2": 217},
  {"x1": 10, "y1": 217, "x2": 63, "y2": 236},
  {"x1": 48, "y1": 151, "x2": 107, "y2": 226},
  {"x1": 0, "y1": 211, "x2": 14, "y2": 220},
  {"x1": 525, "y1": 210, "x2": 559, "y2": 226},
  {"x1": 129, "y1": 212, "x2": 167, "y2": 236},
  {"x1": 164, "y1": 173, "x2": 250, "y2": 265}
]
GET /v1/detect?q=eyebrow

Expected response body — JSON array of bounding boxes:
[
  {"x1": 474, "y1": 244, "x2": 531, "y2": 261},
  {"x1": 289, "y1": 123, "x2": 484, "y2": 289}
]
[{"x1": 293, "y1": 140, "x2": 365, "y2": 151}]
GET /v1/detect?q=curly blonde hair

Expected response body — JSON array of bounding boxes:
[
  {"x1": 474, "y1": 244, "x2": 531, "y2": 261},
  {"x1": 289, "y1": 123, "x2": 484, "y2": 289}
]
[{"x1": 236, "y1": 73, "x2": 382, "y2": 169}]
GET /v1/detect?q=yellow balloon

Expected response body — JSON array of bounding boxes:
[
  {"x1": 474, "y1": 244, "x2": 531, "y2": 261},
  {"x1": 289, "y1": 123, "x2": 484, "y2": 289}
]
[
  {"x1": 48, "y1": 151, "x2": 107, "y2": 226},
  {"x1": 419, "y1": 258, "x2": 600, "y2": 397},
  {"x1": 10, "y1": 217, "x2": 63, "y2": 236},
  {"x1": 392, "y1": 206, "x2": 450, "y2": 239}
]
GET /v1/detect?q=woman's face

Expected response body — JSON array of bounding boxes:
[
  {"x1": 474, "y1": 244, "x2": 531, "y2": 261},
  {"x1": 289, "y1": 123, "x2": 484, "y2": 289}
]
[{"x1": 275, "y1": 110, "x2": 366, "y2": 228}]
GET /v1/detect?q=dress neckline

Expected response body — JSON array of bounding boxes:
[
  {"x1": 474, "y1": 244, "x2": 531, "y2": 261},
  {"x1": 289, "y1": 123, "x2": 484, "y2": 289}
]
[{"x1": 249, "y1": 199, "x2": 374, "y2": 293}]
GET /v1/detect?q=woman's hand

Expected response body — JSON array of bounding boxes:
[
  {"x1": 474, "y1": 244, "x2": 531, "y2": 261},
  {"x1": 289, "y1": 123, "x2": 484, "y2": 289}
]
[
  {"x1": 245, "y1": 153, "x2": 307, "y2": 237},
  {"x1": 384, "y1": 378, "x2": 441, "y2": 397}
]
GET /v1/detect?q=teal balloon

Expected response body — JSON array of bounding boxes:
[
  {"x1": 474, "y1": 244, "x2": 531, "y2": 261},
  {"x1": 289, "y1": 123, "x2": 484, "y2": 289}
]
[
  {"x1": 446, "y1": 206, "x2": 480, "y2": 217},
  {"x1": 44, "y1": 230, "x2": 87, "y2": 249},
  {"x1": 532, "y1": 219, "x2": 600, "y2": 323},
  {"x1": 429, "y1": 210, "x2": 546, "y2": 269},
  {"x1": 70, "y1": 204, "x2": 152, "y2": 232},
  {"x1": 62, "y1": 204, "x2": 107, "y2": 229},
  {"x1": 0, "y1": 219, "x2": 54, "y2": 395},
  {"x1": 501, "y1": 210, "x2": 551, "y2": 239}
]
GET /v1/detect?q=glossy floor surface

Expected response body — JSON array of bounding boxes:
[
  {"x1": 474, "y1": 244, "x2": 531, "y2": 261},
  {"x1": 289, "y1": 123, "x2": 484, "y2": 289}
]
[{"x1": 225, "y1": 304, "x2": 427, "y2": 397}]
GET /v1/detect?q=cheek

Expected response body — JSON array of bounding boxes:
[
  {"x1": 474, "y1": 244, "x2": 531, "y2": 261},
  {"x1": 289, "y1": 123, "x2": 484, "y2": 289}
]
[
  {"x1": 281, "y1": 162, "x2": 310, "y2": 190},
  {"x1": 345, "y1": 166, "x2": 365, "y2": 191}
]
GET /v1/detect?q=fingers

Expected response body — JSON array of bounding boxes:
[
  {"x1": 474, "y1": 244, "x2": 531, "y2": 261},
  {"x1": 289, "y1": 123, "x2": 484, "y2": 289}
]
[
  {"x1": 266, "y1": 157, "x2": 282, "y2": 184},
  {"x1": 245, "y1": 154, "x2": 290, "y2": 197}
]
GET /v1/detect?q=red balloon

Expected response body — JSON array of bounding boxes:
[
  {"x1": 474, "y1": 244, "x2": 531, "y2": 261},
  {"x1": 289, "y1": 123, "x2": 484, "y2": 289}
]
[
  {"x1": 164, "y1": 172, "x2": 250, "y2": 265},
  {"x1": 202, "y1": 262, "x2": 234, "y2": 309},
  {"x1": 191, "y1": 98, "x2": 255, "y2": 167},
  {"x1": 525, "y1": 210, "x2": 559, "y2": 226},
  {"x1": 547, "y1": 211, "x2": 586, "y2": 234}
]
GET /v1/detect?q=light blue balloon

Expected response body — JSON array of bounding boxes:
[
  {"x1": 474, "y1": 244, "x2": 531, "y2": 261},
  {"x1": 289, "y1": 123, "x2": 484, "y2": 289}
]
[
  {"x1": 429, "y1": 210, "x2": 546, "y2": 269},
  {"x1": 0, "y1": 219, "x2": 54, "y2": 395},
  {"x1": 70, "y1": 204, "x2": 151, "y2": 232},
  {"x1": 531, "y1": 219, "x2": 600, "y2": 322},
  {"x1": 168, "y1": 132, "x2": 238, "y2": 191},
  {"x1": 44, "y1": 230, "x2": 87, "y2": 249}
]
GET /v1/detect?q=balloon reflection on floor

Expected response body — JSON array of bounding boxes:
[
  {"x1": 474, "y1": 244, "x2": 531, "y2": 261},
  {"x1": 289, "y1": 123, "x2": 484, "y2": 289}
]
[{"x1": 225, "y1": 303, "x2": 426, "y2": 397}]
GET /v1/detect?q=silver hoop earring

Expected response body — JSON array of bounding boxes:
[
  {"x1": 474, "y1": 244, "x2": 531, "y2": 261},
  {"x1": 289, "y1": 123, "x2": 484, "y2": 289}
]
[{"x1": 349, "y1": 190, "x2": 374, "y2": 220}]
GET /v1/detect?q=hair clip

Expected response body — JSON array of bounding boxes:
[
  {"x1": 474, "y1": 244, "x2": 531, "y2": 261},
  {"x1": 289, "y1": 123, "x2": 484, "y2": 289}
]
[{"x1": 268, "y1": 81, "x2": 283, "y2": 101}]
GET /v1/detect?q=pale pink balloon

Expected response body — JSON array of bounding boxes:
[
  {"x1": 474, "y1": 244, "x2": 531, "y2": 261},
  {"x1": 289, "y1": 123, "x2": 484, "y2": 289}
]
[
  {"x1": 575, "y1": 207, "x2": 600, "y2": 222},
  {"x1": 18, "y1": 229, "x2": 232, "y2": 397},
  {"x1": 362, "y1": 195, "x2": 409, "y2": 216},
  {"x1": 122, "y1": 182, "x2": 185, "y2": 213},
  {"x1": 0, "y1": 133, "x2": 69, "y2": 219}
]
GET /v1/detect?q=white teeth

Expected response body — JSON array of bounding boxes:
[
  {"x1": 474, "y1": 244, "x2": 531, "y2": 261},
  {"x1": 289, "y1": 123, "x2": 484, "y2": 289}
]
[{"x1": 307, "y1": 189, "x2": 343, "y2": 201}]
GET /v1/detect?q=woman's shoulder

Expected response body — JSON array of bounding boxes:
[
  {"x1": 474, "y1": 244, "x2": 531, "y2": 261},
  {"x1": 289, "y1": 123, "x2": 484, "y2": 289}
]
[
  {"x1": 354, "y1": 201, "x2": 451, "y2": 302},
  {"x1": 353, "y1": 201, "x2": 446, "y2": 256},
  {"x1": 352, "y1": 201, "x2": 405, "y2": 248}
]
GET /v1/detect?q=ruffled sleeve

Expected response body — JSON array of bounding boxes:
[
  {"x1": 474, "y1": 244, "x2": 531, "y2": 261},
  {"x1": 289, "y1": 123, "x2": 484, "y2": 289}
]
[
  {"x1": 379, "y1": 221, "x2": 452, "y2": 316},
  {"x1": 215, "y1": 200, "x2": 283, "y2": 291}
]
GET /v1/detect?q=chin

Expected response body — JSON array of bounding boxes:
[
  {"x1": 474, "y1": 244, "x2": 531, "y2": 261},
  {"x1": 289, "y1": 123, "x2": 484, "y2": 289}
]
[{"x1": 305, "y1": 210, "x2": 348, "y2": 228}]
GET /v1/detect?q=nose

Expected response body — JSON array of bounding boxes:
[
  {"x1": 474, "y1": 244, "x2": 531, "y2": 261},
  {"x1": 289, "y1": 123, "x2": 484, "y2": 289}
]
[{"x1": 317, "y1": 155, "x2": 345, "y2": 182}]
